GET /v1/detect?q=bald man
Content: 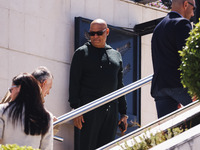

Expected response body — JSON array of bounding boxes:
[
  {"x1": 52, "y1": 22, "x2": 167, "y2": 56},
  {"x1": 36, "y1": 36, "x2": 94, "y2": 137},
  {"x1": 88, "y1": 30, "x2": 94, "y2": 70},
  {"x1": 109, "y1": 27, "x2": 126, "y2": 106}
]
[
  {"x1": 151, "y1": 0, "x2": 195, "y2": 118},
  {"x1": 68, "y1": 19, "x2": 128, "y2": 150}
]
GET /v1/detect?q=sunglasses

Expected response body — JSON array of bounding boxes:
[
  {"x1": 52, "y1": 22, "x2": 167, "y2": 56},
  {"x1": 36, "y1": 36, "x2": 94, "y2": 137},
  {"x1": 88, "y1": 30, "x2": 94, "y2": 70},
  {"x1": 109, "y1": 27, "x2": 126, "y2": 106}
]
[
  {"x1": 187, "y1": 1, "x2": 196, "y2": 11},
  {"x1": 88, "y1": 28, "x2": 107, "y2": 36},
  {"x1": 8, "y1": 85, "x2": 17, "y2": 93}
]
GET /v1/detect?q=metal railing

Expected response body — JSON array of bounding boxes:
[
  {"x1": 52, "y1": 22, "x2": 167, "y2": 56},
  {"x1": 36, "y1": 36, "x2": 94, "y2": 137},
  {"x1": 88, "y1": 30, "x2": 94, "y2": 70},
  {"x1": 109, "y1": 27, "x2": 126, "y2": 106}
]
[
  {"x1": 53, "y1": 135, "x2": 64, "y2": 142},
  {"x1": 53, "y1": 74, "x2": 153, "y2": 142},
  {"x1": 53, "y1": 74, "x2": 152, "y2": 126}
]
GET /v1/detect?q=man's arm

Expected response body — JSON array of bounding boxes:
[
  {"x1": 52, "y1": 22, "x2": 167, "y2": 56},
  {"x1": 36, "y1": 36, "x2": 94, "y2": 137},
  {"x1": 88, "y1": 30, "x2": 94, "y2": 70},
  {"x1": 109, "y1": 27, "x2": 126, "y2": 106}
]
[
  {"x1": 176, "y1": 19, "x2": 192, "y2": 51},
  {"x1": 68, "y1": 49, "x2": 83, "y2": 109},
  {"x1": 117, "y1": 53, "x2": 128, "y2": 133},
  {"x1": 68, "y1": 49, "x2": 85, "y2": 130}
]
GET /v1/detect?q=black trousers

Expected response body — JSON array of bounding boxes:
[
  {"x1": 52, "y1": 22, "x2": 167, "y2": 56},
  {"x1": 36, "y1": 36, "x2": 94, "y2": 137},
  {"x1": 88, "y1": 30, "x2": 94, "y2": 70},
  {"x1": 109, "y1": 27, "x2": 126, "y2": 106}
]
[
  {"x1": 154, "y1": 88, "x2": 192, "y2": 118},
  {"x1": 74, "y1": 103, "x2": 118, "y2": 150}
]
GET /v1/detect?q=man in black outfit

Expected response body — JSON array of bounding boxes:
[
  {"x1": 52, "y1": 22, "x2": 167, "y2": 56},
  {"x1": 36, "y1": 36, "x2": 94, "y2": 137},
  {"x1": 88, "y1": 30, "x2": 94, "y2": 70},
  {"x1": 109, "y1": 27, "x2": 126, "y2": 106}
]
[
  {"x1": 68, "y1": 19, "x2": 128, "y2": 150},
  {"x1": 151, "y1": 0, "x2": 196, "y2": 118}
]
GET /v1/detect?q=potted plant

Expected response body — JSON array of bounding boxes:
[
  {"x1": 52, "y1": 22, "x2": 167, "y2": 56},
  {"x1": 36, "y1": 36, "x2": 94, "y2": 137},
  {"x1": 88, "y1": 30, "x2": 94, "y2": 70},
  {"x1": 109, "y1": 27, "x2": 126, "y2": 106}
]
[{"x1": 179, "y1": 19, "x2": 200, "y2": 99}]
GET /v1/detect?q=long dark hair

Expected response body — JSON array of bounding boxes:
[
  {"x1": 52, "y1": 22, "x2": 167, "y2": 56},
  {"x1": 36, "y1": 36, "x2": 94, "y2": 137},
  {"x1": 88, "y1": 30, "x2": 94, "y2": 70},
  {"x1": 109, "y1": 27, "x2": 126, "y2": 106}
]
[{"x1": 3, "y1": 73, "x2": 50, "y2": 135}]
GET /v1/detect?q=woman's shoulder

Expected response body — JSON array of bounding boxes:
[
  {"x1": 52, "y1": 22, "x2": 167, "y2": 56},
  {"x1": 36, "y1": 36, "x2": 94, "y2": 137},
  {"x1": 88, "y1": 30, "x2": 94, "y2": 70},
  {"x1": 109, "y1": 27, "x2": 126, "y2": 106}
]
[{"x1": 0, "y1": 103, "x2": 9, "y2": 112}]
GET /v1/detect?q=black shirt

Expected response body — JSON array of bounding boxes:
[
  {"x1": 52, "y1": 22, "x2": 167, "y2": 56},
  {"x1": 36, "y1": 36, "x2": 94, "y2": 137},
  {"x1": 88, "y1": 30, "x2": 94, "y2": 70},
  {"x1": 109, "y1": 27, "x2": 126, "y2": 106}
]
[{"x1": 68, "y1": 42, "x2": 127, "y2": 114}]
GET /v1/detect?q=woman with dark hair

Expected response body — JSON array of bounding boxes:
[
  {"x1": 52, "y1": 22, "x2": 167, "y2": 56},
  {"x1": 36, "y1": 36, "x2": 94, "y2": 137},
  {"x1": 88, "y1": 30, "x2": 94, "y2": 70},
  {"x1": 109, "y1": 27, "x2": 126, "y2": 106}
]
[{"x1": 0, "y1": 73, "x2": 53, "y2": 150}]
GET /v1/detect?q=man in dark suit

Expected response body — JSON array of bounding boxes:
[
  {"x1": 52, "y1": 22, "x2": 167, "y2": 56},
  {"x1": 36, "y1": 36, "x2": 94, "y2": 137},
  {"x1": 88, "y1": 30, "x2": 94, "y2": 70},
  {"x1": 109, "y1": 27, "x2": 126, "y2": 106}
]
[{"x1": 151, "y1": 0, "x2": 196, "y2": 118}]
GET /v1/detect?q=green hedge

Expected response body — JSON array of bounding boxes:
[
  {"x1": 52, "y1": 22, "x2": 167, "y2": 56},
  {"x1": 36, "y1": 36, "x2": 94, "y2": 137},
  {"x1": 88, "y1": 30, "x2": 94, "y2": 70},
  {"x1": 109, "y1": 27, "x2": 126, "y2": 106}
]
[
  {"x1": 120, "y1": 127, "x2": 184, "y2": 150},
  {"x1": 0, "y1": 144, "x2": 39, "y2": 150},
  {"x1": 179, "y1": 19, "x2": 200, "y2": 99}
]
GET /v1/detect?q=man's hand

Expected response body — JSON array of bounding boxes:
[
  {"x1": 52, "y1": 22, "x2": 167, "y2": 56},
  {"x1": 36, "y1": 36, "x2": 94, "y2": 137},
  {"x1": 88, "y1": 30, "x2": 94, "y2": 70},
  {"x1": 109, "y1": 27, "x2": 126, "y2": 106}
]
[
  {"x1": 192, "y1": 95, "x2": 198, "y2": 101},
  {"x1": 118, "y1": 115, "x2": 128, "y2": 134},
  {"x1": 53, "y1": 116, "x2": 58, "y2": 122},
  {"x1": 73, "y1": 115, "x2": 85, "y2": 130}
]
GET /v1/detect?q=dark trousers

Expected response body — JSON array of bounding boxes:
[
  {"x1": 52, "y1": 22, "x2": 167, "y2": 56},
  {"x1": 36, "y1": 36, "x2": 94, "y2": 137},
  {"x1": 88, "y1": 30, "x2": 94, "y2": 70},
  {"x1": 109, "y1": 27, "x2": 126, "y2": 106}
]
[
  {"x1": 74, "y1": 103, "x2": 118, "y2": 150},
  {"x1": 154, "y1": 88, "x2": 192, "y2": 118}
]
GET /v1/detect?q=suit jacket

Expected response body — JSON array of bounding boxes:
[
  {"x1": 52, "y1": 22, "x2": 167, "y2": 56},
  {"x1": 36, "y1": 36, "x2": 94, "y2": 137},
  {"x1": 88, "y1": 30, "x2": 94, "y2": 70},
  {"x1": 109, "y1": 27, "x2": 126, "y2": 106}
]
[{"x1": 151, "y1": 11, "x2": 192, "y2": 97}]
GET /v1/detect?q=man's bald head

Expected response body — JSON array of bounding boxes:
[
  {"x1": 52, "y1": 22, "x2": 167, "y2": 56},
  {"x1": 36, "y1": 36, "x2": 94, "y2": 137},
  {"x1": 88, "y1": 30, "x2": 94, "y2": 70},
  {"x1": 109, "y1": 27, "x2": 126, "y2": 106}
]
[
  {"x1": 171, "y1": 0, "x2": 195, "y2": 20},
  {"x1": 90, "y1": 19, "x2": 108, "y2": 29},
  {"x1": 172, "y1": 0, "x2": 185, "y2": 4},
  {"x1": 89, "y1": 19, "x2": 109, "y2": 48}
]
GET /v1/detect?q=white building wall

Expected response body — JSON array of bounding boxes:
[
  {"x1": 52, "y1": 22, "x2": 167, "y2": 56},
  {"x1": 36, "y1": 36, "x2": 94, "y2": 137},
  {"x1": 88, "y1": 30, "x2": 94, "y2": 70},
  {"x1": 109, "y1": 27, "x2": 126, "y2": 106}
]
[{"x1": 0, "y1": 0, "x2": 167, "y2": 149}]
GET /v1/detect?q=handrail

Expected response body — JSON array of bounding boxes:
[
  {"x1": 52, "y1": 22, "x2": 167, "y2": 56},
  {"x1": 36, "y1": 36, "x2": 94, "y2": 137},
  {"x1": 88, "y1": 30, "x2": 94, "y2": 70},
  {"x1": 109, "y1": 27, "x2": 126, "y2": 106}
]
[
  {"x1": 53, "y1": 74, "x2": 152, "y2": 142},
  {"x1": 53, "y1": 135, "x2": 64, "y2": 142},
  {"x1": 53, "y1": 74, "x2": 152, "y2": 126}
]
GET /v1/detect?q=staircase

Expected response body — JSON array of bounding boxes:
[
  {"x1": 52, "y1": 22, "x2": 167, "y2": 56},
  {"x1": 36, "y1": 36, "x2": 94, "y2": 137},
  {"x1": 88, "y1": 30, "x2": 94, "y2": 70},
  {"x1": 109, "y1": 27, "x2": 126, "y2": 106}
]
[{"x1": 98, "y1": 101, "x2": 200, "y2": 150}]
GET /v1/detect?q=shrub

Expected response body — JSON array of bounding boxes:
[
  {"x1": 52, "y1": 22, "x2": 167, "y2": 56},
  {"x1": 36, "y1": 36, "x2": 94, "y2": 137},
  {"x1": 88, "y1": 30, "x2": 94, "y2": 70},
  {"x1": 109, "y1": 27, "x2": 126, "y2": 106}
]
[
  {"x1": 120, "y1": 127, "x2": 184, "y2": 150},
  {"x1": 0, "y1": 144, "x2": 39, "y2": 150},
  {"x1": 179, "y1": 19, "x2": 200, "y2": 99}
]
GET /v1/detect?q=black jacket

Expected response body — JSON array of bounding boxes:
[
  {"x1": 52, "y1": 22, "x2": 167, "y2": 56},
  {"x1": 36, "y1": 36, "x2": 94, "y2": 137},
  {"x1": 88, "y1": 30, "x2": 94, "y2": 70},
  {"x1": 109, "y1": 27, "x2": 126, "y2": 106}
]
[
  {"x1": 68, "y1": 42, "x2": 127, "y2": 114},
  {"x1": 151, "y1": 11, "x2": 192, "y2": 96}
]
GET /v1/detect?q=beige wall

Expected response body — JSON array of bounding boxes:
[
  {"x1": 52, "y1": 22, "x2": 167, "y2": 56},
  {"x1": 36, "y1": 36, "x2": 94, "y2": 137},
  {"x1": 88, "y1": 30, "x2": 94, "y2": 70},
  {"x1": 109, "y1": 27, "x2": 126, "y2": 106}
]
[
  {"x1": 0, "y1": 0, "x2": 167, "y2": 149},
  {"x1": 140, "y1": 9, "x2": 167, "y2": 126}
]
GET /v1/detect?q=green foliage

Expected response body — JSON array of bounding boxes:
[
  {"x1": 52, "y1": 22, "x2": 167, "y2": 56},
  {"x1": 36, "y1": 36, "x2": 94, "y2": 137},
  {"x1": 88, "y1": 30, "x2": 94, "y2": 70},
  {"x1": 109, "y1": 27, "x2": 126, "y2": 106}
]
[
  {"x1": 120, "y1": 127, "x2": 184, "y2": 150},
  {"x1": 0, "y1": 144, "x2": 39, "y2": 150},
  {"x1": 179, "y1": 19, "x2": 200, "y2": 99}
]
